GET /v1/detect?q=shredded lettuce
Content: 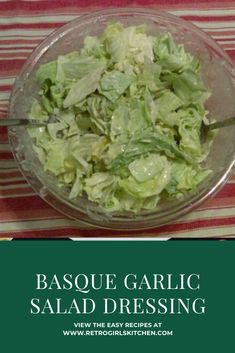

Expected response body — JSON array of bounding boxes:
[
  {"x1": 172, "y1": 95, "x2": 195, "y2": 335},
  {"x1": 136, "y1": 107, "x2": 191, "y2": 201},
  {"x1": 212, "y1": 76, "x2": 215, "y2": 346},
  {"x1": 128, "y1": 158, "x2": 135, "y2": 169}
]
[
  {"x1": 63, "y1": 65, "x2": 105, "y2": 107},
  {"x1": 28, "y1": 24, "x2": 213, "y2": 213}
]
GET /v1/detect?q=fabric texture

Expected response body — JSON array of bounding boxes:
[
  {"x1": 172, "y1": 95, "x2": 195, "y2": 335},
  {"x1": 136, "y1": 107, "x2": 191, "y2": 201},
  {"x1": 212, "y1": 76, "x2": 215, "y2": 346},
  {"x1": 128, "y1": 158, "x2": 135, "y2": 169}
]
[{"x1": 0, "y1": 0, "x2": 235, "y2": 238}]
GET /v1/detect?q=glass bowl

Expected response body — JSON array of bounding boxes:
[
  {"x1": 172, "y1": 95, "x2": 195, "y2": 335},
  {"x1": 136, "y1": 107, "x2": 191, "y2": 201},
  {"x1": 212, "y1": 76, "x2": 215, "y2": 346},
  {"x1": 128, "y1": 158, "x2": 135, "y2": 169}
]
[{"x1": 8, "y1": 8, "x2": 235, "y2": 230}]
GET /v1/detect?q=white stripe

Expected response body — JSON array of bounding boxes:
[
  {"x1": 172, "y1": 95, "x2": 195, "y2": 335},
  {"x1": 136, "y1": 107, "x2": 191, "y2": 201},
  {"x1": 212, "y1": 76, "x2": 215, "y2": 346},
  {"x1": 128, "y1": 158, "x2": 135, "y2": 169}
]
[
  {"x1": 0, "y1": 218, "x2": 84, "y2": 231},
  {"x1": 204, "y1": 27, "x2": 235, "y2": 33},
  {"x1": 227, "y1": 179, "x2": 235, "y2": 184},
  {"x1": 0, "y1": 77, "x2": 15, "y2": 85},
  {"x1": 0, "y1": 9, "x2": 235, "y2": 23},
  {"x1": 0, "y1": 29, "x2": 53, "y2": 37},
  {"x1": 0, "y1": 167, "x2": 19, "y2": 173},
  {"x1": 165, "y1": 225, "x2": 235, "y2": 238},
  {"x1": 0, "y1": 192, "x2": 35, "y2": 199},
  {"x1": 0, "y1": 183, "x2": 29, "y2": 190},
  {"x1": 212, "y1": 34, "x2": 235, "y2": 39},
  {"x1": 0, "y1": 43, "x2": 37, "y2": 49},
  {"x1": 171, "y1": 8, "x2": 235, "y2": 16},
  {"x1": 0, "y1": 160, "x2": 17, "y2": 168},
  {"x1": 0, "y1": 176, "x2": 24, "y2": 183},
  {"x1": 0, "y1": 143, "x2": 10, "y2": 151},
  {"x1": 180, "y1": 207, "x2": 235, "y2": 222},
  {"x1": 0, "y1": 92, "x2": 10, "y2": 101},
  {"x1": 0, "y1": 48, "x2": 32, "y2": 54},
  {"x1": 0, "y1": 35, "x2": 45, "y2": 40},
  {"x1": 0, "y1": 15, "x2": 77, "y2": 24},
  {"x1": 192, "y1": 20, "x2": 235, "y2": 29}
]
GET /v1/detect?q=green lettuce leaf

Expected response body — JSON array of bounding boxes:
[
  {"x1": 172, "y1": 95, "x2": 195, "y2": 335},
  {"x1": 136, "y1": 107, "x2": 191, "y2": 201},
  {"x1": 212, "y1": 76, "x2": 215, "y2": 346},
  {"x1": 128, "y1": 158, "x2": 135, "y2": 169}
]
[
  {"x1": 171, "y1": 69, "x2": 210, "y2": 104},
  {"x1": 109, "y1": 131, "x2": 193, "y2": 174},
  {"x1": 99, "y1": 70, "x2": 134, "y2": 102},
  {"x1": 57, "y1": 55, "x2": 106, "y2": 82},
  {"x1": 100, "y1": 22, "x2": 154, "y2": 76},
  {"x1": 165, "y1": 161, "x2": 211, "y2": 197},
  {"x1": 63, "y1": 66, "x2": 105, "y2": 107},
  {"x1": 177, "y1": 105, "x2": 205, "y2": 161},
  {"x1": 128, "y1": 154, "x2": 170, "y2": 183},
  {"x1": 29, "y1": 99, "x2": 49, "y2": 121},
  {"x1": 153, "y1": 33, "x2": 200, "y2": 73},
  {"x1": 156, "y1": 90, "x2": 183, "y2": 117},
  {"x1": 84, "y1": 172, "x2": 118, "y2": 205},
  {"x1": 81, "y1": 35, "x2": 107, "y2": 59},
  {"x1": 36, "y1": 61, "x2": 57, "y2": 84}
]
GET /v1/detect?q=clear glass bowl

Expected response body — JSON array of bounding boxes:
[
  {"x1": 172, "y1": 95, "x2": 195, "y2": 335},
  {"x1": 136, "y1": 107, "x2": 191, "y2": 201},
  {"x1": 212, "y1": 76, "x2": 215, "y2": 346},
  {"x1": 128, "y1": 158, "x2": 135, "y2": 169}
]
[{"x1": 9, "y1": 8, "x2": 235, "y2": 230}]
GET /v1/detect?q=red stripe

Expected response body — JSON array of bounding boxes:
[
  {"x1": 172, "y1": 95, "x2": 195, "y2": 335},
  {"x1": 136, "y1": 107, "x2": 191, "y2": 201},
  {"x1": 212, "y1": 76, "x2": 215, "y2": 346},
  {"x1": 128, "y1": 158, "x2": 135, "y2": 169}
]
[
  {"x1": 202, "y1": 196, "x2": 235, "y2": 208},
  {"x1": 0, "y1": 195, "x2": 49, "y2": 211},
  {"x1": 0, "y1": 85, "x2": 12, "y2": 91},
  {"x1": 208, "y1": 30, "x2": 235, "y2": 36},
  {"x1": 0, "y1": 109, "x2": 8, "y2": 116},
  {"x1": 214, "y1": 184, "x2": 235, "y2": 198},
  {"x1": 182, "y1": 15, "x2": 235, "y2": 21},
  {"x1": 221, "y1": 44, "x2": 235, "y2": 49},
  {"x1": 0, "y1": 2, "x2": 233, "y2": 23},
  {"x1": 0, "y1": 2, "x2": 233, "y2": 21},
  {"x1": 0, "y1": 135, "x2": 9, "y2": 143},
  {"x1": 0, "y1": 180, "x2": 26, "y2": 187},
  {"x1": 0, "y1": 59, "x2": 25, "y2": 71},
  {"x1": 217, "y1": 38, "x2": 235, "y2": 42},
  {"x1": 0, "y1": 228, "x2": 95, "y2": 238},
  {"x1": 0, "y1": 152, "x2": 13, "y2": 160},
  {"x1": 0, "y1": 170, "x2": 21, "y2": 179},
  {"x1": 0, "y1": 53, "x2": 30, "y2": 58},
  {"x1": 0, "y1": 68, "x2": 21, "y2": 77},
  {"x1": 0, "y1": 126, "x2": 9, "y2": 134},
  {"x1": 0, "y1": 46, "x2": 36, "y2": 51},
  {"x1": 0, "y1": 39, "x2": 40, "y2": 45},
  {"x1": 225, "y1": 49, "x2": 235, "y2": 60},
  {"x1": 0, "y1": 208, "x2": 60, "y2": 221}
]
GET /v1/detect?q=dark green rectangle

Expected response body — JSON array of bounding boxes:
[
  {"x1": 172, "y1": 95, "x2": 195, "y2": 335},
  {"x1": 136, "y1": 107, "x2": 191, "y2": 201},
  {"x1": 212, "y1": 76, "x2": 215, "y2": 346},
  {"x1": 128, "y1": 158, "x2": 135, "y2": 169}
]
[{"x1": 0, "y1": 240, "x2": 234, "y2": 352}]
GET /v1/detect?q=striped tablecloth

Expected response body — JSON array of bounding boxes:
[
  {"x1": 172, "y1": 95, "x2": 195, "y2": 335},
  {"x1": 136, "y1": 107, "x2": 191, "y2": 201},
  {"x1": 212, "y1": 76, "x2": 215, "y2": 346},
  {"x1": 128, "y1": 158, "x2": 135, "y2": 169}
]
[{"x1": 1, "y1": 0, "x2": 235, "y2": 239}]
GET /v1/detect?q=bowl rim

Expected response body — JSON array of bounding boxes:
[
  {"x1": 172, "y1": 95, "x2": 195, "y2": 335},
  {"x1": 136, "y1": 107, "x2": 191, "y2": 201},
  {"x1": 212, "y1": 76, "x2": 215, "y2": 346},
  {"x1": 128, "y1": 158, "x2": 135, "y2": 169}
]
[{"x1": 8, "y1": 7, "x2": 235, "y2": 231}]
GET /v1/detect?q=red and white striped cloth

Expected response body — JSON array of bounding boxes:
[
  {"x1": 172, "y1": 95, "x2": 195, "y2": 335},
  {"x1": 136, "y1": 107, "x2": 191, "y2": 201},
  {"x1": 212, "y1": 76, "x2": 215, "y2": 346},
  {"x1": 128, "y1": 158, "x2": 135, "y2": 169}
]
[{"x1": 1, "y1": 0, "x2": 235, "y2": 238}]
